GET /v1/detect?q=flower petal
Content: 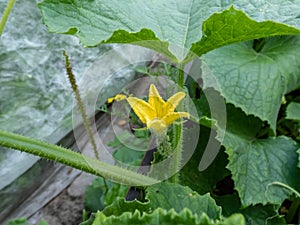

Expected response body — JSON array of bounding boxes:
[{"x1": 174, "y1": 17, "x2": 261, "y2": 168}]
[
  {"x1": 114, "y1": 94, "x2": 127, "y2": 101},
  {"x1": 165, "y1": 92, "x2": 186, "y2": 113},
  {"x1": 127, "y1": 97, "x2": 155, "y2": 124},
  {"x1": 148, "y1": 84, "x2": 165, "y2": 117},
  {"x1": 108, "y1": 94, "x2": 127, "y2": 103},
  {"x1": 107, "y1": 97, "x2": 115, "y2": 104},
  {"x1": 162, "y1": 112, "x2": 189, "y2": 126}
]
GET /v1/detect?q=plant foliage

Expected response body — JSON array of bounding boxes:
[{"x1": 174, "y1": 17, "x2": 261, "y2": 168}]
[{"x1": 1, "y1": 0, "x2": 300, "y2": 224}]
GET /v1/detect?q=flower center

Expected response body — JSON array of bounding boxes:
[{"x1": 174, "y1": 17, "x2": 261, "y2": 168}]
[{"x1": 148, "y1": 118, "x2": 167, "y2": 135}]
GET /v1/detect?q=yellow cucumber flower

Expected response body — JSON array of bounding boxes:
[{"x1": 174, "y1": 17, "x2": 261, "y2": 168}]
[{"x1": 126, "y1": 84, "x2": 189, "y2": 135}]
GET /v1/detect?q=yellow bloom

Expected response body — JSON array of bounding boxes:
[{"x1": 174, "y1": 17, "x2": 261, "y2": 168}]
[
  {"x1": 127, "y1": 84, "x2": 189, "y2": 135},
  {"x1": 107, "y1": 94, "x2": 127, "y2": 104}
]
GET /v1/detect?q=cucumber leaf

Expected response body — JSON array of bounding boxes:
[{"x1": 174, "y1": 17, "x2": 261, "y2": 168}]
[
  {"x1": 202, "y1": 36, "x2": 300, "y2": 131},
  {"x1": 38, "y1": 0, "x2": 300, "y2": 61},
  {"x1": 215, "y1": 193, "x2": 285, "y2": 225},
  {"x1": 102, "y1": 197, "x2": 150, "y2": 217},
  {"x1": 223, "y1": 105, "x2": 300, "y2": 206},
  {"x1": 146, "y1": 182, "x2": 221, "y2": 220},
  {"x1": 101, "y1": 182, "x2": 221, "y2": 220},
  {"x1": 84, "y1": 177, "x2": 129, "y2": 213},
  {"x1": 286, "y1": 102, "x2": 300, "y2": 121},
  {"x1": 92, "y1": 208, "x2": 245, "y2": 225},
  {"x1": 180, "y1": 126, "x2": 231, "y2": 195}
]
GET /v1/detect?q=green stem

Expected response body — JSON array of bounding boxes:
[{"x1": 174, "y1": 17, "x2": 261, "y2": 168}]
[
  {"x1": 170, "y1": 123, "x2": 183, "y2": 183},
  {"x1": 0, "y1": 129, "x2": 158, "y2": 186},
  {"x1": 0, "y1": 0, "x2": 16, "y2": 36},
  {"x1": 177, "y1": 63, "x2": 185, "y2": 88},
  {"x1": 170, "y1": 63, "x2": 185, "y2": 183}
]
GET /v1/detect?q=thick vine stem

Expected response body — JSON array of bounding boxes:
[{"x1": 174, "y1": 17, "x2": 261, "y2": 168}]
[
  {"x1": 0, "y1": 0, "x2": 16, "y2": 36},
  {"x1": 170, "y1": 123, "x2": 183, "y2": 183},
  {"x1": 0, "y1": 129, "x2": 158, "y2": 186},
  {"x1": 177, "y1": 63, "x2": 185, "y2": 89},
  {"x1": 170, "y1": 63, "x2": 185, "y2": 183}
]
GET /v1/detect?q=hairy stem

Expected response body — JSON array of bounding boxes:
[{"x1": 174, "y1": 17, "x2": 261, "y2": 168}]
[
  {"x1": 177, "y1": 63, "x2": 185, "y2": 88},
  {"x1": 63, "y1": 51, "x2": 99, "y2": 159},
  {"x1": 170, "y1": 63, "x2": 185, "y2": 183},
  {"x1": 0, "y1": 129, "x2": 158, "y2": 186},
  {"x1": 0, "y1": 0, "x2": 16, "y2": 36},
  {"x1": 170, "y1": 123, "x2": 183, "y2": 183}
]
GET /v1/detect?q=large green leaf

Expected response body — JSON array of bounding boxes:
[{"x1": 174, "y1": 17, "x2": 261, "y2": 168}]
[
  {"x1": 38, "y1": 0, "x2": 300, "y2": 61},
  {"x1": 146, "y1": 182, "x2": 221, "y2": 220},
  {"x1": 98, "y1": 182, "x2": 222, "y2": 222},
  {"x1": 101, "y1": 182, "x2": 222, "y2": 219},
  {"x1": 84, "y1": 177, "x2": 129, "y2": 213},
  {"x1": 180, "y1": 126, "x2": 231, "y2": 195},
  {"x1": 286, "y1": 102, "x2": 300, "y2": 121},
  {"x1": 223, "y1": 106, "x2": 300, "y2": 206},
  {"x1": 202, "y1": 36, "x2": 300, "y2": 131},
  {"x1": 189, "y1": 7, "x2": 300, "y2": 60},
  {"x1": 242, "y1": 205, "x2": 286, "y2": 225},
  {"x1": 92, "y1": 208, "x2": 245, "y2": 225},
  {"x1": 102, "y1": 197, "x2": 150, "y2": 217},
  {"x1": 84, "y1": 178, "x2": 107, "y2": 213},
  {"x1": 109, "y1": 130, "x2": 147, "y2": 166},
  {"x1": 215, "y1": 193, "x2": 285, "y2": 225}
]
